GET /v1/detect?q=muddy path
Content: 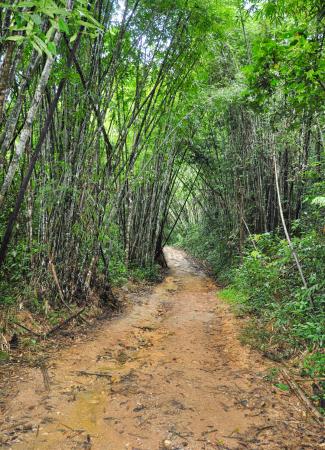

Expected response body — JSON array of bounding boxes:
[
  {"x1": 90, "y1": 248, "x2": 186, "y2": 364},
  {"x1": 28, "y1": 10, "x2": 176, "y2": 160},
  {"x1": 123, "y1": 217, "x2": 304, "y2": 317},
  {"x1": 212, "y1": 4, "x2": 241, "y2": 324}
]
[{"x1": 1, "y1": 247, "x2": 323, "y2": 449}]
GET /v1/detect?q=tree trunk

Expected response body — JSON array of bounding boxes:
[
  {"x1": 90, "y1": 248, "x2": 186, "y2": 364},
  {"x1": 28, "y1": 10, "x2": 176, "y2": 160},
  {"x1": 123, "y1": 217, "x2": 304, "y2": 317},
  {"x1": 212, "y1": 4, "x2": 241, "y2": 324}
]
[{"x1": 0, "y1": 32, "x2": 61, "y2": 207}]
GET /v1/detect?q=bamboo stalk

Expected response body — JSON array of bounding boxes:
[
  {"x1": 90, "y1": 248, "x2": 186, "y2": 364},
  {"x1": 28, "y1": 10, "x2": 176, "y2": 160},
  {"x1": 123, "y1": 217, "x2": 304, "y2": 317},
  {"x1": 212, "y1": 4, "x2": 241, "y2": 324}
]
[
  {"x1": 273, "y1": 152, "x2": 314, "y2": 307},
  {"x1": 281, "y1": 369, "x2": 324, "y2": 425}
]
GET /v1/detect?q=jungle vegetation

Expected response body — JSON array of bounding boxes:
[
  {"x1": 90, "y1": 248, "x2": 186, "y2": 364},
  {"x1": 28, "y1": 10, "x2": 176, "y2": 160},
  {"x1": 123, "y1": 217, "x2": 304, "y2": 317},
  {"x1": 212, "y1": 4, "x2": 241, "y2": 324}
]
[{"x1": 0, "y1": 0, "x2": 324, "y2": 400}]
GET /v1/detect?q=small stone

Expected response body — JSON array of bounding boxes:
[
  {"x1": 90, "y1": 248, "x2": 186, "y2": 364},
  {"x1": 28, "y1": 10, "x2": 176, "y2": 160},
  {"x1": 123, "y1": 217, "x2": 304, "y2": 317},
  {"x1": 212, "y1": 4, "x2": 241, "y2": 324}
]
[
  {"x1": 163, "y1": 440, "x2": 172, "y2": 449},
  {"x1": 133, "y1": 404, "x2": 145, "y2": 412}
]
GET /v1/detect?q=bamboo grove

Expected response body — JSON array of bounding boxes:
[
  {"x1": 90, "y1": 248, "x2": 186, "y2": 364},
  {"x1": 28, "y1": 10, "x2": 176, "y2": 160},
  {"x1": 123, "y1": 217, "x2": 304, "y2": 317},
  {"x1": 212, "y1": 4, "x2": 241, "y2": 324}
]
[
  {"x1": 171, "y1": 1, "x2": 325, "y2": 358},
  {"x1": 0, "y1": 0, "x2": 324, "y2": 359},
  {"x1": 0, "y1": 0, "x2": 216, "y2": 307}
]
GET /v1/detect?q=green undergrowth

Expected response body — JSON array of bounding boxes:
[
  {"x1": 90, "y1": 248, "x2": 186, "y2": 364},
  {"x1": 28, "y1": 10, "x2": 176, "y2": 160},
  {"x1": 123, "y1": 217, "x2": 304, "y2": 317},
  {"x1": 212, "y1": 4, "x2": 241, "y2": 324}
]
[
  {"x1": 129, "y1": 264, "x2": 163, "y2": 283},
  {"x1": 218, "y1": 286, "x2": 248, "y2": 311},
  {"x1": 177, "y1": 225, "x2": 325, "y2": 411},
  {"x1": 0, "y1": 259, "x2": 162, "y2": 362},
  {"x1": 220, "y1": 243, "x2": 324, "y2": 412},
  {"x1": 0, "y1": 225, "x2": 162, "y2": 348},
  {"x1": 174, "y1": 224, "x2": 234, "y2": 284},
  {"x1": 183, "y1": 228, "x2": 325, "y2": 356},
  {"x1": 230, "y1": 232, "x2": 324, "y2": 353},
  {"x1": 240, "y1": 230, "x2": 324, "y2": 408}
]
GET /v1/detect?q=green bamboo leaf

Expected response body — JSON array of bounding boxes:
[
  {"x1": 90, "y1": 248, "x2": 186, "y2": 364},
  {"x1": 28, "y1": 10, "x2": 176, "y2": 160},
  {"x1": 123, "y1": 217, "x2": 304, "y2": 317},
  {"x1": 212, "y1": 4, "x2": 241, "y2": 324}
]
[
  {"x1": 70, "y1": 33, "x2": 78, "y2": 42},
  {"x1": 6, "y1": 35, "x2": 25, "y2": 41},
  {"x1": 77, "y1": 8, "x2": 103, "y2": 29},
  {"x1": 40, "y1": 6, "x2": 68, "y2": 19},
  {"x1": 46, "y1": 25, "x2": 56, "y2": 41},
  {"x1": 275, "y1": 383, "x2": 290, "y2": 392},
  {"x1": 77, "y1": 20, "x2": 99, "y2": 30},
  {"x1": 31, "y1": 39, "x2": 43, "y2": 55},
  {"x1": 33, "y1": 35, "x2": 52, "y2": 57}
]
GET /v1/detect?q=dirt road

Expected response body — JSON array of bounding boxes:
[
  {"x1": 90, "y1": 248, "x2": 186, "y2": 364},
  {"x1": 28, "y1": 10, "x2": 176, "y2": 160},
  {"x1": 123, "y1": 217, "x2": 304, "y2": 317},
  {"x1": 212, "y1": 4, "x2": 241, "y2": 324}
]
[{"x1": 1, "y1": 247, "x2": 323, "y2": 449}]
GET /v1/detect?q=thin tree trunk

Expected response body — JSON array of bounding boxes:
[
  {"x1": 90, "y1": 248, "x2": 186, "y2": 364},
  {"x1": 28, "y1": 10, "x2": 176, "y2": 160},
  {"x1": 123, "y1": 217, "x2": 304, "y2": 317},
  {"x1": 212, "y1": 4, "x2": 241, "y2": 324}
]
[
  {"x1": 0, "y1": 31, "x2": 82, "y2": 268},
  {"x1": 0, "y1": 41, "x2": 15, "y2": 123},
  {"x1": 0, "y1": 31, "x2": 62, "y2": 206}
]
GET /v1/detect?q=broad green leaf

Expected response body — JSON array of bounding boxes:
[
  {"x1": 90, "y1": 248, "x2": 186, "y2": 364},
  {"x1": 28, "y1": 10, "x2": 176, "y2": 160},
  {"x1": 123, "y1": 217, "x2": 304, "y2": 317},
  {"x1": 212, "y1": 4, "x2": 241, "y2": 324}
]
[
  {"x1": 47, "y1": 41, "x2": 57, "y2": 55},
  {"x1": 58, "y1": 17, "x2": 69, "y2": 34},
  {"x1": 275, "y1": 383, "x2": 290, "y2": 392},
  {"x1": 31, "y1": 14, "x2": 42, "y2": 25}
]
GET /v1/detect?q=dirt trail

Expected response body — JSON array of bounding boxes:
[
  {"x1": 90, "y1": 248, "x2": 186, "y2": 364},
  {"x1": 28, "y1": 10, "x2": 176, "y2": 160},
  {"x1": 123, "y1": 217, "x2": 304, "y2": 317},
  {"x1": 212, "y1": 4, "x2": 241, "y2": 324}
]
[{"x1": 1, "y1": 247, "x2": 323, "y2": 449}]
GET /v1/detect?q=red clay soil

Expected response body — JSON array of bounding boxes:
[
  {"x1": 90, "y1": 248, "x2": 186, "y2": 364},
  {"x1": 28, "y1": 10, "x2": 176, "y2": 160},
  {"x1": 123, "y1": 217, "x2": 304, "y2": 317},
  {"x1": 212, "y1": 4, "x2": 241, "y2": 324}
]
[{"x1": 1, "y1": 247, "x2": 323, "y2": 449}]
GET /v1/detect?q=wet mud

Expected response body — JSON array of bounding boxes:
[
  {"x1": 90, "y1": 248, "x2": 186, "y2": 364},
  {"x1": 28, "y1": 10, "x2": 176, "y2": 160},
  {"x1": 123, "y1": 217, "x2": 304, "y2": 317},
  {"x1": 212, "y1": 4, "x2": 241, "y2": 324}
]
[{"x1": 1, "y1": 247, "x2": 323, "y2": 449}]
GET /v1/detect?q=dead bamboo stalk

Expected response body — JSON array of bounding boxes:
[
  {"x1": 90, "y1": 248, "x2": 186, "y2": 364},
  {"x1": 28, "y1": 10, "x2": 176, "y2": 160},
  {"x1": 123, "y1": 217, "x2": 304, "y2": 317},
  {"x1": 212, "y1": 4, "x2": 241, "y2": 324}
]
[
  {"x1": 281, "y1": 368, "x2": 324, "y2": 425},
  {"x1": 77, "y1": 370, "x2": 112, "y2": 379},
  {"x1": 12, "y1": 320, "x2": 43, "y2": 338},
  {"x1": 48, "y1": 258, "x2": 72, "y2": 311},
  {"x1": 45, "y1": 307, "x2": 86, "y2": 337},
  {"x1": 48, "y1": 258, "x2": 91, "y2": 326},
  {"x1": 273, "y1": 152, "x2": 314, "y2": 307}
]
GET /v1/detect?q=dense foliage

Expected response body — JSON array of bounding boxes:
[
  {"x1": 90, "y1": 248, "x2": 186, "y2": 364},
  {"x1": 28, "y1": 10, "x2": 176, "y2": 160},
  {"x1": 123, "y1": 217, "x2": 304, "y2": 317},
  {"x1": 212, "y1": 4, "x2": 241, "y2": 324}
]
[
  {"x1": 171, "y1": 0, "x2": 325, "y2": 402},
  {"x1": 0, "y1": 0, "x2": 219, "y2": 309},
  {"x1": 0, "y1": 0, "x2": 324, "y2": 401}
]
